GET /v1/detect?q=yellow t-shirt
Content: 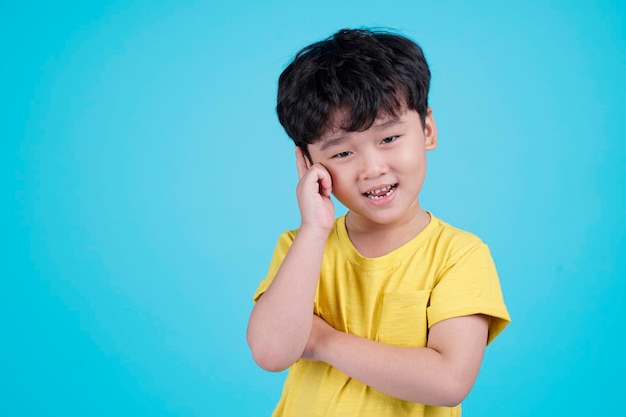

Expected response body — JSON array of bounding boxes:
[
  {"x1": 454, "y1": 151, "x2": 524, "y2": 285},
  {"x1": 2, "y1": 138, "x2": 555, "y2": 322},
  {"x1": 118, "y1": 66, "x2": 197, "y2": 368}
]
[{"x1": 253, "y1": 213, "x2": 510, "y2": 417}]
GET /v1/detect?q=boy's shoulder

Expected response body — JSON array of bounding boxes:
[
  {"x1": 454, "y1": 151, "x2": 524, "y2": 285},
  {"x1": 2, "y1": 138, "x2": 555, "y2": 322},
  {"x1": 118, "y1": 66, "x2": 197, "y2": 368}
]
[{"x1": 425, "y1": 214, "x2": 494, "y2": 269}]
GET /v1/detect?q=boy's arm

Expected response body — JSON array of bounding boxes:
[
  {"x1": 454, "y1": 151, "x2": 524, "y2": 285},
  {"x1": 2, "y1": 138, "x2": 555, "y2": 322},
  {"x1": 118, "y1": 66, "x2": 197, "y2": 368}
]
[
  {"x1": 303, "y1": 314, "x2": 489, "y2": 407},
  {"x1": 246, "y1": 147, "x2": 335, "y2": 372}
]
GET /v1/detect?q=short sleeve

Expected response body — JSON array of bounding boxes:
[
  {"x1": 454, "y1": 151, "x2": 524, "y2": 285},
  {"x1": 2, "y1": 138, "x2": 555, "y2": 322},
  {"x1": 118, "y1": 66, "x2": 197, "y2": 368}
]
[
  {"x1": 252, "y1": 230, "x2": 297, "y2": 303},
  {"x1": 427, "y1": 242, "x2": 510, "y2": 345}
]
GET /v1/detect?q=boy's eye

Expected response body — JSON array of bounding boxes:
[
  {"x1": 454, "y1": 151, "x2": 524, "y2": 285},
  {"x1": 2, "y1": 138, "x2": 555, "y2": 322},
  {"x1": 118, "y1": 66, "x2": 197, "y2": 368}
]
[
  {"x1": 381, "y1": 136, "x2": 398, "y2": 144},
  {"x1": 332, "y1": 151, "x2": 352, "y2": 159}
]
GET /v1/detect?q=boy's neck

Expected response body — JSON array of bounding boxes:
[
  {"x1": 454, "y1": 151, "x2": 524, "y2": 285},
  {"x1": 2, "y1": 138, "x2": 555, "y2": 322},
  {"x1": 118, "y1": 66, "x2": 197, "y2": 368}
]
[{"x1": 345, "y1": 207, "x2": 431, "y2": 258}]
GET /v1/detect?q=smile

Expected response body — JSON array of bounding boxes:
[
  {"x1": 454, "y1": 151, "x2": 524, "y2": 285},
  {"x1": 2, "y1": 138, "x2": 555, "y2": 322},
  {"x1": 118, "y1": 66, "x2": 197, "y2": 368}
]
[{"x1": 364, "y1": 184, "x2": 397, "y2": 200}]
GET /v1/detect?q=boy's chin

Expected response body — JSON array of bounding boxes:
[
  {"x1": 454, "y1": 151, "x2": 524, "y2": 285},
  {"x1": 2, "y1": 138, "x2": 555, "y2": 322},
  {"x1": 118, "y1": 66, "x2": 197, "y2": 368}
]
[{"x1": 346, "y1": 210, "x2": 402, "y2": 226}]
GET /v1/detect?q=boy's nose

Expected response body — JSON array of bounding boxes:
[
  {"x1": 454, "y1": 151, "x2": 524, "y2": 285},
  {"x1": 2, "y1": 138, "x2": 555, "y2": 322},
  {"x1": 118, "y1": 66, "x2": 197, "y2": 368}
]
[{"x1": 358, "y1": 152, "x2": 388, "y2": 180}]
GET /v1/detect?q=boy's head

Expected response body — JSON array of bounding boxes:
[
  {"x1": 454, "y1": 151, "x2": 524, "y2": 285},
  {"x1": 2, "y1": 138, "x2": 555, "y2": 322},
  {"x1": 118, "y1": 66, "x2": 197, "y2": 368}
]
[{"x1": 277, "y1": 28, "x2": 431, "y2": 160}]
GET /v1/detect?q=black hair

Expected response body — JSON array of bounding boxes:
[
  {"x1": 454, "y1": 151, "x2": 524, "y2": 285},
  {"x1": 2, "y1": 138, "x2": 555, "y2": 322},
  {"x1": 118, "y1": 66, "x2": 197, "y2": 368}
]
[{"x1": 276, "y1": 28, "x2": 431, "y2": 159}]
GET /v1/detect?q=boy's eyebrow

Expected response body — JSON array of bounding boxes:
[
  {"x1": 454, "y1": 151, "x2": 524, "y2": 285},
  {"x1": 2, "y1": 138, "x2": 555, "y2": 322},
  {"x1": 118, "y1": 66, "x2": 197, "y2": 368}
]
[
  {"x1": 319, "y1": 135, "x2": 348, "y2": 151},
  {"x1": 319, "y1": 119, "x2": 405, "y2": 151}
]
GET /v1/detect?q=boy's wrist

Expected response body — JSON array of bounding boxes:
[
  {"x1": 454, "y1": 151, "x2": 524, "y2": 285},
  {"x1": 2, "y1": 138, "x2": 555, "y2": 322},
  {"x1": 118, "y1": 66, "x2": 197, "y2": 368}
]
[
  {"x1": 306, "y1": 315, "x2": 338, "y2": 362},
  {"x1": 298, "y1": 223, "x2": 333, "y2": 241}
]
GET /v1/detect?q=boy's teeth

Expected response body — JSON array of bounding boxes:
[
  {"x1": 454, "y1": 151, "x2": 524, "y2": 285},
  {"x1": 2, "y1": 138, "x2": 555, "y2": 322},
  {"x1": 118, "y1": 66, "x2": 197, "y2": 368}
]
[{"x1": 366, "y1": 185, "x2": 394, "y2": 199}]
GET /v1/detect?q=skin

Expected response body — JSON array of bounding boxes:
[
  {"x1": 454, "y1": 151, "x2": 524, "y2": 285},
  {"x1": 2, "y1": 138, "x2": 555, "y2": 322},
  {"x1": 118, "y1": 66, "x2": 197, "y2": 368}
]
[{"x1": 246, "y1": 108, "x2": 489, "y2": 406}]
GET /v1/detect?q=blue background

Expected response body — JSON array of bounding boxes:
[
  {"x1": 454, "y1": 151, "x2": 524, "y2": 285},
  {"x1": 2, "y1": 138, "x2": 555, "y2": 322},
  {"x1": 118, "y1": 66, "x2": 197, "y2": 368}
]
[{"x1": 2, "y1": 1, "x2": 624, "y2": 415}]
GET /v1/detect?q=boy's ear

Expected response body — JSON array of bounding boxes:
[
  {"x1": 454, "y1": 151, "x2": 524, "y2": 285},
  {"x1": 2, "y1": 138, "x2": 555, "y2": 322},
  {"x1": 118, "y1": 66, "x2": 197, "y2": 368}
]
[
  {"x1": 424, "y1": 107, "x2": 438, "y2": 151},
  {"x1": 303, "y1": 147, "x2": 314, "y2": 168}
]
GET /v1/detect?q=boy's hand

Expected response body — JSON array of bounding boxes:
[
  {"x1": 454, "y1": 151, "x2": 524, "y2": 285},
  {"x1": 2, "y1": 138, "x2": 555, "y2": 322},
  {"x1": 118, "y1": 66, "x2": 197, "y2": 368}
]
[
  {"x1": 301, "y1": 314, "x2": 335, "y2": 361},
  {"x1": 295, "y1": 147, "x2": 335, "y2": 234}
]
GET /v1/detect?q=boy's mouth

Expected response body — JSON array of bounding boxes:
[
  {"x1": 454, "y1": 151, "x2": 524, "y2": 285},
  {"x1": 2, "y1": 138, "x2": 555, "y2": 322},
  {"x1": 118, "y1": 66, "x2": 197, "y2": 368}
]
[{"x1": 363, "y1": 184, "x2": 397, "y2": 200}]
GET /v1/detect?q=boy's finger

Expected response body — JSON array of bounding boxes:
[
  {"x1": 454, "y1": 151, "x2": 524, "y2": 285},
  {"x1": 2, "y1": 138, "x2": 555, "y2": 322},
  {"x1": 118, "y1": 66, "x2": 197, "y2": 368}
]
[{"x1": 318, "y1": 167, "x2": 333, "y2": 197}]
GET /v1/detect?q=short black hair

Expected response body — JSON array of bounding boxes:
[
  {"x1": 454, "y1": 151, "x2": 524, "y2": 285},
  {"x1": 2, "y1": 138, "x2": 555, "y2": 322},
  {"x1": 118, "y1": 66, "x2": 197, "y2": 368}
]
[{"x1": 276, "y1": 28, "x2": 431, "y2": 158}]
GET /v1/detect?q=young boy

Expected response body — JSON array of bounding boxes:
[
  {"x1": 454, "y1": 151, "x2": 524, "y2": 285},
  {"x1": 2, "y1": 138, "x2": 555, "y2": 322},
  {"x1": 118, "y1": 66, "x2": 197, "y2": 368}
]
[{"x1": 246, "y1": 28, "x2": 510, "y2": 416}]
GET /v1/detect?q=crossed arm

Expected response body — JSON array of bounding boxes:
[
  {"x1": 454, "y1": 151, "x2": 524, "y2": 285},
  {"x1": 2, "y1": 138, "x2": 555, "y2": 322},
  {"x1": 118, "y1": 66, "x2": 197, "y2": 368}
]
[{"x1": 301, "y1": 312, "x2": 488, "y2": 406}]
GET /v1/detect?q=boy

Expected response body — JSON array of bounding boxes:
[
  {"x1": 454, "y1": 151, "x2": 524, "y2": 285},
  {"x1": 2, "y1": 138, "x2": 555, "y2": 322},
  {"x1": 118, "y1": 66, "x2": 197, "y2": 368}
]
[{"x1": 246, "y1": 28, "x2": 510, "y2": 416}]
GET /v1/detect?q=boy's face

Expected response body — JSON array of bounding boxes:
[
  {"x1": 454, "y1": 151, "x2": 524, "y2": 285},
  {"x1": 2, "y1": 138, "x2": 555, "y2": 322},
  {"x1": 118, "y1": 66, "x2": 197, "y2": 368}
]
[{"x1": 307, "y1": 108, "x2": 437, "y2": 228}]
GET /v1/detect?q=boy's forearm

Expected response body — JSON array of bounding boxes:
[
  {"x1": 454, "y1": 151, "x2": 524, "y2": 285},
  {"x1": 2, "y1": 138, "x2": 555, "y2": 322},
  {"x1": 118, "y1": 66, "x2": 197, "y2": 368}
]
[
  {"x1": 313, "y1": 315, "x2": 488, "y2": 406},
  {"x1": 318, "y1": 332, "x2": 457, "y2": 405},
  {"x1": 246, "y1": 227, "x2": 328, "y2": 372}
]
